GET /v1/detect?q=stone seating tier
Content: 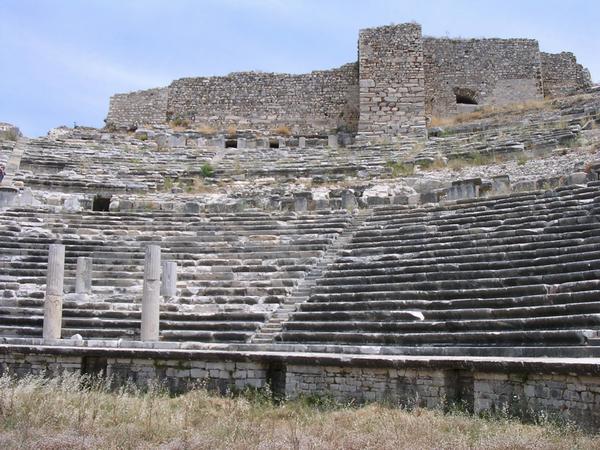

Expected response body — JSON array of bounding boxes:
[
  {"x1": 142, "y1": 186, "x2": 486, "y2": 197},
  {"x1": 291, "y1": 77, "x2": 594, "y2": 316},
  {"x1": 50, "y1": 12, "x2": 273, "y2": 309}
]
[
  {"x1": 0, "y1": 209, "x2": 352, "y2": 343},
  {"x1": 278, "y1": 182, "x2": 600, "y2": 353}
]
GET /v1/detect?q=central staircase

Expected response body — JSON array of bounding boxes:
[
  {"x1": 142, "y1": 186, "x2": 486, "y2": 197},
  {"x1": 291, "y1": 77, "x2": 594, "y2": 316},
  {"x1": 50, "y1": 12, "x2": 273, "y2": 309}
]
[{"x1": 252, "y1": 209, "x2": 371, "y2": 343}]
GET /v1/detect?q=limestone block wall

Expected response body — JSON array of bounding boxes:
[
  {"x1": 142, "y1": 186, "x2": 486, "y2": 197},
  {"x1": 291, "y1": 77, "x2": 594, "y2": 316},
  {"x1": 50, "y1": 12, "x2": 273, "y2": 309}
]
[
  {"x1": 0, "y1": 350, "x2": 268, "y2": 394},
  {"x1": 166, "y1": 64, "x2": 359, "y2": 135},
  {"x1": 285, "y1": 365, "x2": 455, "y2": 408},
  {"x1": 357, "y1": 23, "x2": 427, "y2": 140},
  {"x1": 541, "y1": 52, "x2": 593, "y2": 98},
  {"x1": 474, "y1": 372, "x2": 600, "y2": 430},
  {"x1": 2, "y1": 348, "x2": 600, "y2": 430},
  {"x1": 423, "y1": 38, "x2": 544, "y2": 117},
  {"x1": 106, "y1": 87, "x2": 169, "y2": 128}
]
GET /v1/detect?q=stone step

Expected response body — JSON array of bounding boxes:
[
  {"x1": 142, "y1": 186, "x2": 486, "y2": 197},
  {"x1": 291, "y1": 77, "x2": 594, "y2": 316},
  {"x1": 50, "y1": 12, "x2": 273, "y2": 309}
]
[
  {"x1": 278, "y1": 329, "x2": 597, "y2": 346},
  {"x1": 283, "y1": 314, "x2": 600, "y2": 333}
]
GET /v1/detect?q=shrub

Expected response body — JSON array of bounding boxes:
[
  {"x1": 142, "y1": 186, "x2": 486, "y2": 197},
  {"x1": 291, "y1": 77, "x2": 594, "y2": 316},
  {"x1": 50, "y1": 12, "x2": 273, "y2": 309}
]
[
  {"x1": 200, "y1": 163, "x2": 214, "y2": 178},
  {"x1": 163, "y1": 177, "x2": 174, "y2": 191}
]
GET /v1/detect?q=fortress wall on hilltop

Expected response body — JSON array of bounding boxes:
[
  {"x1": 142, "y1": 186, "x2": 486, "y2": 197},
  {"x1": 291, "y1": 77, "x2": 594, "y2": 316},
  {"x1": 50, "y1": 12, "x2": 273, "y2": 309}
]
[
  {"x1": 423, "y1": 38, "x2": 544, "y2": 117},
  {"x1": 541, "y1": 51, "x2": 593, "y2": 98},
  {"x1": 357, "y1": 23, "x2": 427, "y2": 140},
  {"x1": 106, "y1": 87, "x2": 169, "y2": 128},
  {"x1": 104, "y1": 23, "x2": 592, "y2": 135},
  {"x1": 165, "y1": 63, "x2": 359, "y2": 135}
]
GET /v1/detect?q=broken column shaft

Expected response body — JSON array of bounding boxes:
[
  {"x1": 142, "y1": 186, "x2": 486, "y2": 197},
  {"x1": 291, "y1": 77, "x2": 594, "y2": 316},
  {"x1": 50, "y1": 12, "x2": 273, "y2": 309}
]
[
  {"x1": 141, "y1": 245, "x2": 161, "y2": 341},
  {"x1": 161, "y1": 260, "x2": 177, "y2": 298},
  {"x1": 43, "y1": 244, "x2": 65, "y2": 340},
  {"x1": 75, "y1": 256, "x2": 93, "y2": 295}
]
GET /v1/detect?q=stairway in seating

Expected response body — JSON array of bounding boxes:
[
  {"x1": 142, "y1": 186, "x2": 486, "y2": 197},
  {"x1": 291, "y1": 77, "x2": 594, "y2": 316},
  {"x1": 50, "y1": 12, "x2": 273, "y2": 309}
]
[
  {"x1": 277, "y1": 183, "x2": 600, "y2": 356},
  {"x1": 251, "y1": 209, "x2": 371, "y2": 343},
  {"x1": 3, "y1": 138, "x2": 26, "y2": 186}
]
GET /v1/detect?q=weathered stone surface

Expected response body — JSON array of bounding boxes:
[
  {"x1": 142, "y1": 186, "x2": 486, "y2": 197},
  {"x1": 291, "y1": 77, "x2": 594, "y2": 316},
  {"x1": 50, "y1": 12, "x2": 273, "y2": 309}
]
[{"x1": 43, "y1": 244, "x2": 65, "y2": 340}]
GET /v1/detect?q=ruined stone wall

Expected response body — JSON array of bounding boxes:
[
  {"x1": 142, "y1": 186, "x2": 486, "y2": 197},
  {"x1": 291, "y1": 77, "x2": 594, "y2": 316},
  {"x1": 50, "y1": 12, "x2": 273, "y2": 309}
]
[
  {"x1": 424, "y1": 38, "x2": 544, "y2": 117},
  {"x1": 357, "y1": 23, "x2": 426, "y2": 141},
  {"x1": 105, "y1": 87, "x2": 169, "y2": 128},
  {"x1": 166, "y1": 64, "x2": 359, "y2": 135},
  {"x1": 104, "y1": 23, "x2": 591, "y2": 135},
  {"x1": 3, "y1": 349, "x2": 600, "y2": 431},
  {"x1": 285, "y1": 365, "x2": 454, "y2": 408},
  {"x1": 541, "y1": 52, "x2": 593, "y2": 98}
]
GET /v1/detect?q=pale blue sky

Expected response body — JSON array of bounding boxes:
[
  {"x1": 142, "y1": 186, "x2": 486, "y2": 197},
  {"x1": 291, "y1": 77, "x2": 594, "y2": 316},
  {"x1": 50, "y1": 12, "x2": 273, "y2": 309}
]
[{"x1": 1, "y1": 0, "x2": 598, "y2": 136}]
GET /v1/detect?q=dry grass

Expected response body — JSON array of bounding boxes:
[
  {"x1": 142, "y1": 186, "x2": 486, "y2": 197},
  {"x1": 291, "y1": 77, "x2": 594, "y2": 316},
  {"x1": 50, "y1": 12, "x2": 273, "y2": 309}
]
[
  {"x1": 386, "y1": 160, "x2": 415, "y2": 177},
  {"x1": 185, "y1": 176, "x2": 213, "y2": 193},
  {"x1": 196, "y1": 124, "x2": 217, "y2": 136},
  {"x1": 170, "y1": 117, "x2": 191, "y2": 129},
  {"x1": 226, "y1": 125, "x2": 238, "y2": 137},
  {"x1": 272, "y1": 125, "x2": 292, "y2": 136},
  {"x1": 429, "y1": 99, "x2": 554, "y2": 128},
  {"x1": 0, "y1": 373, "x2": 596, "y2": 450}
]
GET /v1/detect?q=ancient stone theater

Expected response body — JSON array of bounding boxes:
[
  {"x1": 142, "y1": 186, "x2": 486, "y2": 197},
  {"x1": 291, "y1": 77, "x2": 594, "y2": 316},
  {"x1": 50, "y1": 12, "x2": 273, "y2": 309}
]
[{"x1": 1, "y1": 23, "x2": 600, "y2": 429}]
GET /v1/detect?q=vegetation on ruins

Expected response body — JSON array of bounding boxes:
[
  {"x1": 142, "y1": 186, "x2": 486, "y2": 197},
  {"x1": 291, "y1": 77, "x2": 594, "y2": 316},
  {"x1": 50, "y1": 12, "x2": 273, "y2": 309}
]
[
  {"x1": 170, "y1": 117, "x2": 191, "y2": 128},
  {"x1": 226, "y1": 125, "x2": 238, "y2": 137},
  {"x1": 0, "y1": 373, "x2": 596, "y2": 450},
  {"x1": 516, "y1": 153, "x2": 529, "y2": 166},
  {"x1": 272, "y1": 125, "x2": 292, "y2": 136},
  {"x1": 385, "y1": 160, "x2": 415, "y2": 177},
  {"x1": 162, "y1": 176, "x2": 174, "y2": 191},
  {"x1": 196, "y1": 124, "x2": 217, "y2": 136},
  {"x1": 3, "y1": 129, "x2": 19, "y2": 142},
  {"x1": 200, "y1": 163, "x2": 215, "y2": 178},
  {"x1": 429, "y1": 99, "x2": 554, "y2": 128}
]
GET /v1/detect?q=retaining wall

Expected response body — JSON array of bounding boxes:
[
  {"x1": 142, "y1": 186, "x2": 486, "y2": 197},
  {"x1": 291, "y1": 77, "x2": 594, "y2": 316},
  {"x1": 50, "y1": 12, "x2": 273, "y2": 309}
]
[{"x1": 1, "y1": 344, "x2": 599, "y2": 431}]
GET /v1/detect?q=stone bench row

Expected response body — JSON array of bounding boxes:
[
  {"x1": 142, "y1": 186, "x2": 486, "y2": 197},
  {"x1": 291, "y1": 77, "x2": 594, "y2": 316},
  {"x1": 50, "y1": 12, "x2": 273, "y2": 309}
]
[
  {"x1": 278, "y1": 329, "x2": 598, "y2": 346},
  {"x1": 324, "y1": 248, "x2": 600, "y2": 278},
  {"x1": 0, "y1": 244, "x2": 270, "y2": 343}
]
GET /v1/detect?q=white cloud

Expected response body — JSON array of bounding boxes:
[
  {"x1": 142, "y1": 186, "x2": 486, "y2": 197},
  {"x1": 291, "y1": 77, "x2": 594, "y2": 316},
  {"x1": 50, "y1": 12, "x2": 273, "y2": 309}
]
[{"x1": 0, "y1": 18, "x2": 168, "y2": 90}]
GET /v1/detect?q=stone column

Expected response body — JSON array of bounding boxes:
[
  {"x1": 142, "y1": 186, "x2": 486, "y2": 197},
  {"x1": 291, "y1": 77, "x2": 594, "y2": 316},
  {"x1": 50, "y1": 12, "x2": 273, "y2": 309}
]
[
  {"x1": 141, "y1": 245, "x2": 161, "y2": 341},
  {"x1": 160, "y1": 260, "x2": 177, "y2": 298},
  {"x1": 43, "y1": 244, "x2": 65, "y2": 340},
  {"x1": 298, "y1": 137, "x2": 306, "y2": 149},
  {"x1": 341, "y1": 189, "x2": 358, "y2": 211},
  {"x1": 75, "y1": 257, "x2": 92, "y2": 295},
  {"x1": 328, "y1": 134, "x2": 338, "y2": 149}
]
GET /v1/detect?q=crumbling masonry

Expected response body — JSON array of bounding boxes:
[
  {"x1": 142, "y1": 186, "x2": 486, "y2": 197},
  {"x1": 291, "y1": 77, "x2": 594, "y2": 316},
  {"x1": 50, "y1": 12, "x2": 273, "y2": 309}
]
[{"x1": 106, "y1": 23, "x2": 592, "y2": 141}]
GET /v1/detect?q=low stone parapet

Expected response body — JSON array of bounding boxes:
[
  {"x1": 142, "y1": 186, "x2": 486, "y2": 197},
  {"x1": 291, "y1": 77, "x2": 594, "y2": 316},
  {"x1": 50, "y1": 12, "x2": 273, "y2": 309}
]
[{"x1": 1, "y1": 343, "x2": 599, "y2": 430}]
